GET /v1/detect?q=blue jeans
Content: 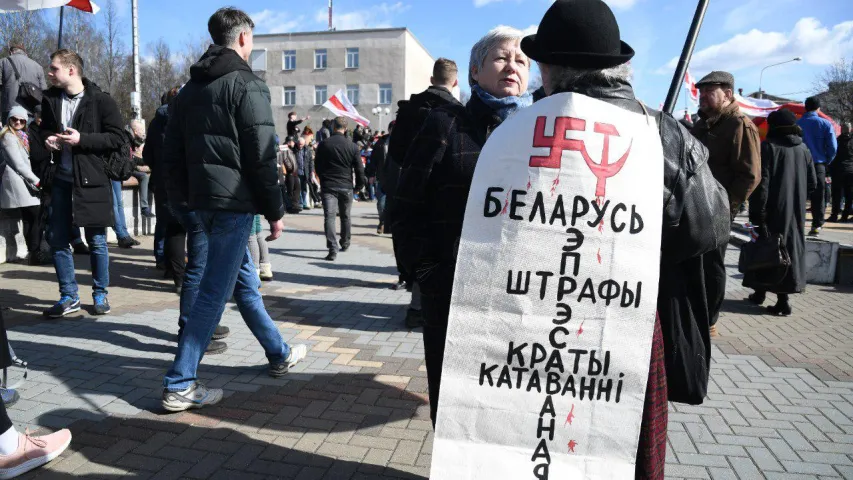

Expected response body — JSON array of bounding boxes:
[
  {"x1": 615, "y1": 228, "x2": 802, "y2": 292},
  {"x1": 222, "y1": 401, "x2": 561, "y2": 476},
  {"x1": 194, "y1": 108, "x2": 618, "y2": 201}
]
[
  {"x1": 163, "y1": 210, "x2": 291, "y2": 391},
  {"x1": 153, "y1": 200, "x2": 167, "y2": 262},
  {"x1": 299, "y1": 175, "x2": 309, "y2": 207},
  {"x1": 174, "y1": 207, "x2": 207, "y2": 330},
  {"x1": 111, "y1": 181, "x2": 130, "y2": 239},
  {"x1": 48, "y1": 179, "x2": 109, "y2": 298},
  {"x1": 376, "y1": 182, "x2": 386, "y2": 222}
]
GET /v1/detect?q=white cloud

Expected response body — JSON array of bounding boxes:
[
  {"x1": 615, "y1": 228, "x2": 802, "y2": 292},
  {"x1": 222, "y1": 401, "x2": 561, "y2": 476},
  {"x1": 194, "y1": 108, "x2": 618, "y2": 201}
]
[
  {"x1": 316, "y1": 2, "x2": 410, "y2": 30},
  {"x1": 660, "y1": 18, "x2": 853, "y2": 74},
  {"x1": 521, "y1": 24, "x2": 538, "y2": 36},
  {"x1": 251, "y1": 9, "x2": 305, "y2": 34},
  {"x1": 604, "y1": 0, "x2": 638, "y2": 9},
  {"x1": 477, "y1": 0, "x2": 636, "y2": 9}
]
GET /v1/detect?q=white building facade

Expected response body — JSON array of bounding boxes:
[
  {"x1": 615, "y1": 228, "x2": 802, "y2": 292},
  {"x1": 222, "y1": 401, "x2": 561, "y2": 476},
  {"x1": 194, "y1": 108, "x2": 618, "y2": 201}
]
[{"x1": 249, "y1": 28, "x2": 434, "y2": 135}]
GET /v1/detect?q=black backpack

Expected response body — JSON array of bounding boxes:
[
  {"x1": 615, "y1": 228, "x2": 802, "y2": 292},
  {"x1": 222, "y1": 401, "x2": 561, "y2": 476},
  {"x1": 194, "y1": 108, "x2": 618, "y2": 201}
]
[
  {"x1": 104, "y1": 128, "x2": 134, "y2": 182},
  {"x1": 7, "y1": 57, "x2": 43, "y2": 112}
]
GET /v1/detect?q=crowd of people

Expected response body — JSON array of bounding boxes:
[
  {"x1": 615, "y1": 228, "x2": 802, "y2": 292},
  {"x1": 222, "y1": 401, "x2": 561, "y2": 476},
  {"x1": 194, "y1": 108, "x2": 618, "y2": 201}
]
[{"x1": 0, "y1": 0, "x2": 850, "y2": 478}]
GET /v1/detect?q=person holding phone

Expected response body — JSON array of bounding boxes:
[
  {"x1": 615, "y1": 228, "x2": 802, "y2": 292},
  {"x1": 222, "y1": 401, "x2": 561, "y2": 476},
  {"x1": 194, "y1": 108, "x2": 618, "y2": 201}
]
[{"x1": 36, "y1": 49, "x2": 125, "y2": 318}]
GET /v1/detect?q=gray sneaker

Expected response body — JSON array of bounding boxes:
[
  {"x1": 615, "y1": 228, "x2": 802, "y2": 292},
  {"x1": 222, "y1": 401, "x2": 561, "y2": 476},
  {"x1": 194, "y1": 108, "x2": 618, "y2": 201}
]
[
  {"x1": 269, "y1": 344, "x2": 308, "y2": 377},
  {"x1": 162, "y1": 382, "x2": 223, "y2": 412}
]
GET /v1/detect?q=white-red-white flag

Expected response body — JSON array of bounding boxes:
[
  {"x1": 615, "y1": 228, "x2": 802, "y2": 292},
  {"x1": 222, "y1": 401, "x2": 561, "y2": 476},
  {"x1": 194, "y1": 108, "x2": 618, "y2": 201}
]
[
  {"x1": 0, "y1": 0, "x2": 99, "y2": 13},
  {"x1": 684, "y1": 70, "x2": 699, "y2": 104},
  {"x1": 322, "y1": 89, "x2": 370, "y2": 127},
  {"x1": 735, "y1": 94, "x2": 781, "y2": 118}
]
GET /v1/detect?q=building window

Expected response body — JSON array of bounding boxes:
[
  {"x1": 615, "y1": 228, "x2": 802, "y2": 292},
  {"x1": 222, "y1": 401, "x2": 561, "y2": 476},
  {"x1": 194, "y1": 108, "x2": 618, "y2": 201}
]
[
  {"x1": 250, "y1": 49, "x2": 266, "y2": 71},
  {"x1": 379, "y1": 84, "x2": 392, "y2": 105},
  {"x1": 283, "y1": 87, "x2": 296, "y2": 107},
  {"x1": 314, "y1": 49, "x2": 327, "y2": 69},
  {"x1": 346, "y1": 48, "x2": 359, "y2": 68},
  {"x1": 346, "y1": 85, "x2": 359, "y2": 105},
  {"x1": 315, "y1": 85, "x2": 328, "y2": 105},
  {"x1": 282, "y1": 50, "x2": 296, "y2": 70}
]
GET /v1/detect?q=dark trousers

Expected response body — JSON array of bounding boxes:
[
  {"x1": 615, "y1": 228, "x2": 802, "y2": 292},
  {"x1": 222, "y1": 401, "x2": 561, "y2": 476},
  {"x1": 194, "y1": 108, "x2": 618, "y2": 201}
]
[
  {"x1": 811, "y1": 164, "x2": 828, "y2": 228},
  {"x1": 422, "y1": 319, "x2": 447, "y2": 428},
  {"x1": 703, "y1": 242, "x2": 727, "y2": 327},
  {"x1": 19, "y1": 205, "x2": 43, "y2": 255},
  {"x1": 286, "y1": 175, "x2": 301, "y2": 212},
  {"x1": 164, "y1": 211, "x2": 187, "y2": 284},
  {"x1": 321, "y1": 189, "x2": 352, "y2": 252},
  {"x1": 831, "y1": 172, "x2": 853, "y2": 219}
]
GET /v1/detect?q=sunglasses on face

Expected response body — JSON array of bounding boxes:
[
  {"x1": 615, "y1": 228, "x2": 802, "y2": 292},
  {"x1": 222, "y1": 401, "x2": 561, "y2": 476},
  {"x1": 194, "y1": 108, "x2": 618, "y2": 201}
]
[{"x1": 9, "y1": 117, "x2": 26, "y2": 125}]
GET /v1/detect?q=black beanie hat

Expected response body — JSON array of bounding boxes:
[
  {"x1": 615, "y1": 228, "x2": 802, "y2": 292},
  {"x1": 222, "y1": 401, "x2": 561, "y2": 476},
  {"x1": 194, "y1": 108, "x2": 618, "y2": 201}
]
[{"x1": 768, "y1": 109, "x2": 797, "y2": 128}]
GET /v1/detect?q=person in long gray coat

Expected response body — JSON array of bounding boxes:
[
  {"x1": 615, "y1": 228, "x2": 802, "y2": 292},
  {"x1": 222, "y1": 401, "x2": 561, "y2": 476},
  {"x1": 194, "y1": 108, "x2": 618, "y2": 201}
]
[
  {"x1": 0, "y1": 43, "x2": 47, "y2": 120},
  {"x1": 0, "y1": 106, "x2": 42, "y2": 260},
  {"x1": 745, "y1": 109, "x2": 817, "y2": 316}
]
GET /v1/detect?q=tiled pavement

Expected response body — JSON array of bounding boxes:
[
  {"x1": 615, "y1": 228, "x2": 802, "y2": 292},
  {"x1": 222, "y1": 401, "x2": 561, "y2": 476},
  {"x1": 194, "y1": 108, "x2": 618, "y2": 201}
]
[{"x1": 0, "y1": 204, "x2": 850, "y2": 479}]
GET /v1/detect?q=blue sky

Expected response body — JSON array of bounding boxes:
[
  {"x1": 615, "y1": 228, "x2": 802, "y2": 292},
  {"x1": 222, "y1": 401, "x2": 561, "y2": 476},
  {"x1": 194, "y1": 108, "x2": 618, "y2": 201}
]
[{"x1": 105, "y1": 0, "x2": 851, "y2": 110}]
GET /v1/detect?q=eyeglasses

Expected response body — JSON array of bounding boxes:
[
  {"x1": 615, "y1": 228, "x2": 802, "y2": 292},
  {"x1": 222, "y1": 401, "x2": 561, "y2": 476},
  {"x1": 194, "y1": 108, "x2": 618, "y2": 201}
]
[{"x1": 9, "y1": 117, "x2": 26, "y2": 125}]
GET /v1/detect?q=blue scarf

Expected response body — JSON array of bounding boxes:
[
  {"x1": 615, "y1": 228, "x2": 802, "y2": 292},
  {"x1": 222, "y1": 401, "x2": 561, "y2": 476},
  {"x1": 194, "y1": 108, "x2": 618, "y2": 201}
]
[{"x1": 471, "y1": 84, "x2": 533, "y2": 121}]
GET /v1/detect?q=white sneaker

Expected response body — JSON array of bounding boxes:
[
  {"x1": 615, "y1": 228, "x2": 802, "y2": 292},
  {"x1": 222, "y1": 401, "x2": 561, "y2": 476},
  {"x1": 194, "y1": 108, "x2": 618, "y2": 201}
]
[
  {"x1": 269, "y1": 344, "x2": 308, "y2": 377},
  {"x1": 259, "y1": 263, "x2": 273, "y2": 281}
]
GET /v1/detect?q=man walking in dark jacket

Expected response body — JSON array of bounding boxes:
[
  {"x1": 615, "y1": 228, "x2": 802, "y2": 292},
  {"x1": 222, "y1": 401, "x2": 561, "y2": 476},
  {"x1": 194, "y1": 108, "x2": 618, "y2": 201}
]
[
  {"x1": 37, "y1": 49, "x2": 125, "y2": 318},
  {"x1": 798, "y1": 97, "x2": 838, "y2": 235},
  {"x1": 161, "y1": 7, "x2": 307, "y2": 412},
  {"x1": 388, "y1": 58, "x2": 461, "y2": 166},
  {"x1": 315, "y1": 116, "x2": 365, "y2": 261}
]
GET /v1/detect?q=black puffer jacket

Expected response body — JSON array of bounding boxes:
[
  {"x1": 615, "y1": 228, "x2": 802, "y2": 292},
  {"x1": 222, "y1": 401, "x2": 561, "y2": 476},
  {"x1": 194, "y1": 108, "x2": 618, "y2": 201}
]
[
  {"x1": 554, "y1": 80, "x2": 730, "y2": 405},
  {"x1": 33, "y1": 78, "x2": 125, "y2": 228},
  {"x1": 164, "y1": 45, "x2": 283, "y2": 221},
  {"x1": 388, "y1": 86, "x2": 460, "y2": 168}
]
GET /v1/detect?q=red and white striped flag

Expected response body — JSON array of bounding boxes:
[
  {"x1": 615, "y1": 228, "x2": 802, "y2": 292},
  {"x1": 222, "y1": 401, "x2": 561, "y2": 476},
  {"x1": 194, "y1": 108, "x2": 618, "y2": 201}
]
[
  {"x1": 322, "y1": 89, "x2": 370, "y2": 127},
  {"x1": 684, "y1": 70, "x2": 699, "y2": 104},
  {"x1": 0, "y1": 0, "x2": 99, "y2": 13}
]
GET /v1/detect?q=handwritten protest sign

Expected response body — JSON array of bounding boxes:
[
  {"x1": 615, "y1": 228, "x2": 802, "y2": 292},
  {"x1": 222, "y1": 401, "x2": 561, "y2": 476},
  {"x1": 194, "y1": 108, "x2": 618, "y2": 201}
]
[{"x1": 430, "y1": 93, "x2": 664, "y2": 479}]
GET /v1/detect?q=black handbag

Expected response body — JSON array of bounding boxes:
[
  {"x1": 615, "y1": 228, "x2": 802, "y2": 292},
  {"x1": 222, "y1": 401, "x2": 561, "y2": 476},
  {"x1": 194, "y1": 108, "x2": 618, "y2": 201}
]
[
  {"x1": 7, "y1": 58, "x2": 43, "y2": 112},
  {"x1": 738, "y1": 233, "x2": 791, "y2": 273}
]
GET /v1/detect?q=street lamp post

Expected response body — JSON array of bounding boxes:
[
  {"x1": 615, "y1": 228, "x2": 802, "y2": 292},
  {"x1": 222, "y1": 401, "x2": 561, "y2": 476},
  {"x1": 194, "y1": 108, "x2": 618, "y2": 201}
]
[
  {"x1": 372, "y1": 106, "x2": 390, "y2": 130},
  {"x1": 758, "y1": 57, "x2": 802, "y2": 99}
]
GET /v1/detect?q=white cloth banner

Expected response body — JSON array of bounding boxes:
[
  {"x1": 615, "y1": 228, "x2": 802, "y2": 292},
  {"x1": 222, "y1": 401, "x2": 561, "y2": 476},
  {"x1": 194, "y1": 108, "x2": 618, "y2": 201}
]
[
  {"x1": 735, "y1": 94, "x2": 780, "y2": 118},
  {"x1": 0, "y1": 0, "x2": 99, "y2": 13},
  {"x1": 431, "y1": 93, "x2": 664, "y2": 479}
]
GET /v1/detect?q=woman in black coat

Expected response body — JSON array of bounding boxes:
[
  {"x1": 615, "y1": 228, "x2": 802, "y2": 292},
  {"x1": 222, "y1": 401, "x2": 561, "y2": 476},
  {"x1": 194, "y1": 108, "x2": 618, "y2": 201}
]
[
  {"x1": 392, "y1": 26, "x2": 532, "y2": 426},
  {"x1": 744, "y1": 109, "x2": 817, "y2": 316}
]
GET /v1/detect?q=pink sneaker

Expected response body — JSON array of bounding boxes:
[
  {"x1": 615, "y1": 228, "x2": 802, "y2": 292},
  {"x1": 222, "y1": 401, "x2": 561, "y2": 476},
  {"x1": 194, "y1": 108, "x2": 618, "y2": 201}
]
[{"x1": 0, "y1": 429, "x2": 72, "y2": 479}]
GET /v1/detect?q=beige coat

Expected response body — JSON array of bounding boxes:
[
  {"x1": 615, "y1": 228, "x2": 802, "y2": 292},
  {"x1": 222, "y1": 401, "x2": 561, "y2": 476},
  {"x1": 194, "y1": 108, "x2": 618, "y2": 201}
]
[{"x1": 0, "y1": 131, "x2": 40, "y2": 209}]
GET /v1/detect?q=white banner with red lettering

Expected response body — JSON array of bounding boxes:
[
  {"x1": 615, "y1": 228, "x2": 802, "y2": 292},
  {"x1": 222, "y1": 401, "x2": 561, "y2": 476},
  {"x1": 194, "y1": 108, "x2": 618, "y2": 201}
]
[
  {"x1": 0, "y1": 0, "x2": 98, "y2": 13},
  {"x1": 431, "y1": 93, "x2": 663, "y2": 479},
  {"x1": 322, "y1": 89, "x2": 369, "y2": 127}
]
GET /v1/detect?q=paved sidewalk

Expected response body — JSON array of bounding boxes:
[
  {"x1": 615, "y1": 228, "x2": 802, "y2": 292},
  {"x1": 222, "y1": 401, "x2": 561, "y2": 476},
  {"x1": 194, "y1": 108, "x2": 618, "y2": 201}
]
[{"x1": 0, "y1": 203, "x2": 850, "y2": 479}]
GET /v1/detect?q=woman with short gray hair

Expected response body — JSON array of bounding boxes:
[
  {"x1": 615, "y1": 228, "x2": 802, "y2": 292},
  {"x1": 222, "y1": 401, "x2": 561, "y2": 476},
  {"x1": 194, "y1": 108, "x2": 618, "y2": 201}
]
[{"x1": 393, "y1": 25, "x2": 532, "y2": 427}]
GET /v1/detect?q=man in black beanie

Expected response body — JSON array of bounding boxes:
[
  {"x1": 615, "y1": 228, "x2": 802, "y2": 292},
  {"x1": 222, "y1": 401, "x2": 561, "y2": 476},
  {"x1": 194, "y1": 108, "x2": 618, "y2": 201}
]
[{"x1": 522, "y1": 0, "x2": 730, "y2": 476}]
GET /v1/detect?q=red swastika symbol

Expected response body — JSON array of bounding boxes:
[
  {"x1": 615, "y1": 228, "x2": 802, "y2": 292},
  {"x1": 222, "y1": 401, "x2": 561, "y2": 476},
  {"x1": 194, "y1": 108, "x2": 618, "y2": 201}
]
[{"x1": 529, "y1": 116, "x2": 633, "y2": 197}]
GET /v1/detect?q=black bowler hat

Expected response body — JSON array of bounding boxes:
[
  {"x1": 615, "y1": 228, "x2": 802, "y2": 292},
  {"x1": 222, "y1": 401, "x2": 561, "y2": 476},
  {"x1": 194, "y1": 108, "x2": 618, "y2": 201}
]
[{"x1": 521, "y1": 0, "x2": 634, "y2": 69}]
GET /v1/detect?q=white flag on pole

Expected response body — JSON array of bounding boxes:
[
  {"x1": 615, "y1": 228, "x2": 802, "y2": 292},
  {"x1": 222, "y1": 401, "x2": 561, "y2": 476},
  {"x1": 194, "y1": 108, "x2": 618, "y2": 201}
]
[
  {"x1": 322, "y1": 89, "x2": 370, "y2": 127},
  {"x1": 0, "y1": 0, "x2": 99, "y2": 13}
]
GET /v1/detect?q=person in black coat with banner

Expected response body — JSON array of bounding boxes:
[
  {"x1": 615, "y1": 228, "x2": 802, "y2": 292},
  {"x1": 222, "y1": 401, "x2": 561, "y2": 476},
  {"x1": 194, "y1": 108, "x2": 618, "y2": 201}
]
[{"x1": 745, "y1": 109, "x2": 817, "y2": 316}]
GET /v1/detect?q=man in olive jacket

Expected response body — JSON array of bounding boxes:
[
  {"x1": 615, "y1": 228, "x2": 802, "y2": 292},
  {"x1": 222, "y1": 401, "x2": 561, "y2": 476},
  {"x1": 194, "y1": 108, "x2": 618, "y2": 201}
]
[
  {"x1": 691, "y1": 71, "x2": 761, "y2": 336},
  {"x1": 35, "y1": 49, "x2": 125, "y2": 319},
  {"x1": 161, "y1": 8, "x2": 306, "y2": 413}
]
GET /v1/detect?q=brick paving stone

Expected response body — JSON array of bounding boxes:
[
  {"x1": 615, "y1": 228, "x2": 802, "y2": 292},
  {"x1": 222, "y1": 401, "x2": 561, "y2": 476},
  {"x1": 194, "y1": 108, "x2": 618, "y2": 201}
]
[{"x1": 5, "y1": 209, "x2": 852, "y2": 479}]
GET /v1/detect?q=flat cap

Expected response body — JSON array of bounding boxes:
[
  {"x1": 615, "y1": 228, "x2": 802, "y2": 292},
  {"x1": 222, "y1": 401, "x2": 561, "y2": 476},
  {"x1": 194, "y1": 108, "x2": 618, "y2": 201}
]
[{"x1": 695, "y1": 70, "x2": 735, "y2": 88}]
